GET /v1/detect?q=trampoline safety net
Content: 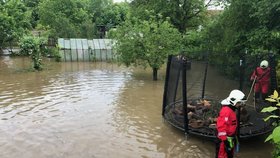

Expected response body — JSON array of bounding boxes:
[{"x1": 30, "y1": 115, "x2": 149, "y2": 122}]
[{"x1": 162, "y1": 55, "x2": 273, "y2": 140}]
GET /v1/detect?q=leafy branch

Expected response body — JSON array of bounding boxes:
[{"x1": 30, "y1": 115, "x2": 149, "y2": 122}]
[{"x1": 261, "y1": 90, "x2": 280, "y2": 157}]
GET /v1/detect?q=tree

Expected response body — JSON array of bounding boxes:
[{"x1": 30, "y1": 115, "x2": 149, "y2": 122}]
[
  {"x1": 199, "y1": 0, "x2": 280, "y2": 77},
  {"x1": 96, "y1": 3, "x2": 129, "y2": 30},
  {"x1": 128, "y1": 0, "x2": 223, "y2": 63},
  {"x1": 130, "y1": 0, "x2": 211, "y2": 33},
  {"x1": 0, "y1": 0, "x2": 31, "y2": 50},
  {"x1": 38, "y1": 0, "x2": 127, "y2": 38},
  {"x1": 22, "y1": 0, "x2": 41, "y2": 28},
  {"x1": 109, "y1": 12, "x2": 183, "y2": 80},
  {"x1": 204, "y1": 0, "x2": 280, "y2": 54},
  {"x1": 38, "y1": 0, "x2": 92, "y2": 38},
  {"x1": 85, "y1": 0, "x2": 129, "y2": 38},
  {"x1": 19, "y1": 35, "x2": 48, "y2": 71}
]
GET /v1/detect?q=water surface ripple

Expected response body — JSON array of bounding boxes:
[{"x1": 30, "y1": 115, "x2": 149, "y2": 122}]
[{"x1": 0, "y1": 57, "x2": 273, "y2": 158}]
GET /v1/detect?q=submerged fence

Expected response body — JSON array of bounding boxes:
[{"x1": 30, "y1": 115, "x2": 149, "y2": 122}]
[{"x1": 58, "y1": 38, "x2": 116, "y2": 62}]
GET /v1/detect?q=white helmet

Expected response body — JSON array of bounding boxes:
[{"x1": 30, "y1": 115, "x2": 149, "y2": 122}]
[
  {"x1": 260, "y1": 60, "x2": 268, "y2": 68},
  {"x1": 221, "y1": 89, "x2": 246, "y2": 106}
]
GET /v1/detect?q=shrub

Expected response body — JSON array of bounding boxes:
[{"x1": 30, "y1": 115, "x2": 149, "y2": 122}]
[{"x1": 261, "y1": 90, "x2": 280, "y2": 158}]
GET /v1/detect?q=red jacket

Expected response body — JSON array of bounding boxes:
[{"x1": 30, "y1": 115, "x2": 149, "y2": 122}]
[
  {"x1": 250, "y1": 67, "x2": 271, "y2": 83},
  {"x1": 250, "y1": 67, "x2": 271, "y2": 93},
  {"x1": 216, "y1": 105, "x2": 237, "y2": 141}
]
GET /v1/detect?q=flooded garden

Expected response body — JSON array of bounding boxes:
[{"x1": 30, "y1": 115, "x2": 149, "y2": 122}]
[{"x1": 0, "y1": 56, "x2": 273, "y2": 158}]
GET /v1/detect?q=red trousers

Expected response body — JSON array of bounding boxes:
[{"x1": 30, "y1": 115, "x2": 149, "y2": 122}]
[
  {"x1": 217, "y1": 141, "x2": 234, "y2": 158},
  {"x1": 254, "y1": 81, "x2": 269, "y2": 94}
]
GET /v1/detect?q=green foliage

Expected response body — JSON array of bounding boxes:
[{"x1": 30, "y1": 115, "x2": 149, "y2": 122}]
[
  {"x1": 130, "y1": 0, "x2": 208, "y2": 33},
  {"x1": 212, "y1": 0, "x2": 279, "y2": 52},
  {"x1": 0, "y1": 0, "x2": 31, "y2": 48},
  {"x1": 37, "y1": 0, "x2": 128, "y2": 38},
  {"x1": 22, "y1": 0, "x2": 41, "y2": 28},
  {"x1": 261, "y1": 90, "x2": 280, "y2": 158},
  {"x1": 38, "y1": 0, "x2": 92, "y2": 38},
  {"x1": 93, "y1": 2, "x2": 129, "y2": 30},
  {"x1": 109, "y1": 12, "x2": 182, "y2": 80},
  {"x1": 48, "y1": 46, "x2": 61, "y2": 62},
  {"x1": 277, "y1": 61, "x2": 280, "y2": 90},
  {"x1": 181, "y1": 29, "x2": 206, "y2": 58},
  {"x1": 199, "y1": 0, "x2": 280, "y2": 78},
  {"x1": 19, "y1": 35, "x2": 47, "y2": 70}
]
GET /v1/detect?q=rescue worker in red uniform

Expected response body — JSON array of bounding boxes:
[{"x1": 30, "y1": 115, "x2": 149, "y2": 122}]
[
  {"x1": 216, "y1": 89, "x2": 246, "y2": 158},
  {"x1": 250, "y1": 60, "x2": 271, "y2": 101}
]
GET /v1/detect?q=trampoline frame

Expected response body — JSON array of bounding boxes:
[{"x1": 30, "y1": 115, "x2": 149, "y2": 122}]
[{"x1": 162, "y1": 54, "x2": 275, "y2": 140}]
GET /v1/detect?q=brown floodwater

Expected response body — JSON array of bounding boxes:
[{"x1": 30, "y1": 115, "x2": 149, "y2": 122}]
[{"x1": 0, "y1": 56, "x2": 273, "y2": 158}]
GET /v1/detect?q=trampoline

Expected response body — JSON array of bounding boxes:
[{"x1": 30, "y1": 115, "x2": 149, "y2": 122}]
[{"x1": 162, "y1": 55, "x2": 275, "y2": 140}]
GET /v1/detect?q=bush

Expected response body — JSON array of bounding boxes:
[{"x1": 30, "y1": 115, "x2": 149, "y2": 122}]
[
  {"x1": 261, "y1": 90, "x2": 280, "y2": 158},
  {"x1": 277, "y1": 61, "x2": 280, "y2": 90},
  {"x1": 19, "y1": 36, "x2": 47, "y2": 70},
  {"x1": 45, "y1": 46, "x2": 61, "y2": 62}
]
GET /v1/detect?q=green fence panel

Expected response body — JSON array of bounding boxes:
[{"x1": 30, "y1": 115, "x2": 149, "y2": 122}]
[
  {"x1": 87, "y1": 40, "x2": 95, "y2": 61},
  {"x1": 82, "y1": 39, "x2": 89, "y2": 61},
  {"x1": 99, "y1": 39, "x2": 107, "y2": 61},
  {"x1": 93, "y1": 39, "x2": 101, "y2": 61},
  {"x1": 64, "y1": 40, "x2": 71, "y2": 62},
  {"x1": 70, "y1": 39, "x2": 78, "y2": 61},
  {"x1": 104, "y1": 39, "x2": 113, "y2": 60},
  {"x1": 76, "y1": 39, "x2": 84, "y2": 61}
]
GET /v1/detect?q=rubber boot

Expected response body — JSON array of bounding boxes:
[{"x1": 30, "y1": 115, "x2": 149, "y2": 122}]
[{"x1": 254, "y1": 92, "x2": 260, "y2": 103}]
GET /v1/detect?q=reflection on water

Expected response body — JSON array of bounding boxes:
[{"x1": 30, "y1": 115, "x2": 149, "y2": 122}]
[{"x1": 0, "y1": 56, "x2": 272, "y2": 158}]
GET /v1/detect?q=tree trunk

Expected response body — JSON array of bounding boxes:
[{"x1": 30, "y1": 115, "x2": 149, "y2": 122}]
[{"x1": 153, "y1": 67, "x2": 158, "y2": 81}]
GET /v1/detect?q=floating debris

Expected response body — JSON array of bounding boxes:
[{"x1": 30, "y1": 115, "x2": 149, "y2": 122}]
[{"x1": 170, "y1": 99, "x2": 252, "y2": 129}]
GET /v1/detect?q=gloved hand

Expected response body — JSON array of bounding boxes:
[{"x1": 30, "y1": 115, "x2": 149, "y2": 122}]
[
  {"x1": 226, "y1": 137, "x2": 234, "y2": 148},
  {"x1": 224, "y1": 139, "x2": 232, "y2": 153}
]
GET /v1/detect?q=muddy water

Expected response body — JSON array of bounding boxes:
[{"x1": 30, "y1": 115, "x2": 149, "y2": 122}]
[{"x1": 0, "y1": 56, "x2": 272, "y2": 158}]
